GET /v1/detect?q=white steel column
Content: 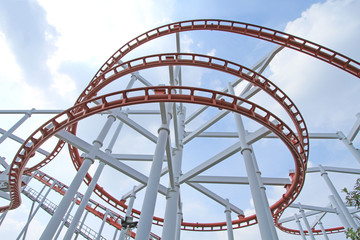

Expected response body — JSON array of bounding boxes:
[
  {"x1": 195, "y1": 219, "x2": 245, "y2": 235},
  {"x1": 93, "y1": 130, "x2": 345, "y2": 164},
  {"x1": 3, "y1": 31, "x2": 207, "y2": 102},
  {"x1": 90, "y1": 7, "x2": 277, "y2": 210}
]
[
  {"x1": 162, "y1": 150, "x2": 182, "y2": 240},
  {"x1": 224, "y1": 199, "x2": 234, "y2": 240},
  {"x1": 162, "y1": 107, "x2": 185, "y2": 240},
  {"x1": 54, "y1": 193, "x2": 79, "y2": 240},
  {"x1": 329, "y1": 195, "x2": 351, "y2": 229},
  {"x1": 0, "y1": 211, "x2": 8, "y2": 226},
  {"x1": 298, "y1": 203, "x2": 315, "y2": 240},
  {"x1": 228, "y1": 83, "x2": 278, "y2": 240},
  {"x1": 317, "y1": 220, "x2": 329, "y2": 240},
  {"x1": 64, "y1": 114, "x2": 117, "y2": 239},
  {"x1": 337, "y1": 131, "x2": 360, "y2": 163},
  {"x1": 175, "y1": 202, "x2": 183, "y2": 240},
  {"x1": 40, "y1": 112, "x2": 116, "y2": 239},
  {"x1": 74, "y1": 206, "x2": 90, "y2": 240},
  {"x1": 319, "y1": 165, "x2": 358, "y2": 229},
  {"x1": 119, "y1": 187, "x2": 136, "y2": 240},
  {"x1": 294, "y1": 214, "x2": 307, "y2": 240},
  {"x1": 20, "y1": 184, "x2": 47, "y2": 240},
  {"x1": 0, "y1": 108, "x2": 34, "y2": 144},
  {"x1": 96, "y1": 208, "x2": 110, "y2": 240},
  {"x1": 135, "y1": 103, "x2": 172, "y2": 240},
  {"x1": 17, "y1": 181, "x2": 56, "y2": 240}
]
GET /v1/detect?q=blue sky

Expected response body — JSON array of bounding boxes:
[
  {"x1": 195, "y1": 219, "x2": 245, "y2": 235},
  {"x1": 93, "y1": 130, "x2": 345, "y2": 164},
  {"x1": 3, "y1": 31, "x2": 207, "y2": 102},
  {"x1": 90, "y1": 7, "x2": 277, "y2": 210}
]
[{"x1": 0, "y1": 0, "x2": 359, "y2": 239}]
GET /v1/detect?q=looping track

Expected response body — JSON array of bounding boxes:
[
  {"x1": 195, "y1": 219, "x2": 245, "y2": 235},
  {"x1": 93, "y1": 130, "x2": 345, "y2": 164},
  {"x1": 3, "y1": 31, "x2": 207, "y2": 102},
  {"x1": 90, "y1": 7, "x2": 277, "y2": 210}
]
[
  {"x1": 3, "y1": 19, "x2": 360, "y2": 236},
  {"x1": 3, "y1": 86, "x2": 305, "y2": 231}
]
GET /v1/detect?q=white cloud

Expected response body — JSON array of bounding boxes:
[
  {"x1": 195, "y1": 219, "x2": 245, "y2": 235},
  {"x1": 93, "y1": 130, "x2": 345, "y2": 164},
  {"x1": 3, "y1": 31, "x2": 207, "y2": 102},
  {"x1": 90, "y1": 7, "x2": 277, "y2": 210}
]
[{"x1": 269, "y1": 0, "x2": 360, "y2": 132}]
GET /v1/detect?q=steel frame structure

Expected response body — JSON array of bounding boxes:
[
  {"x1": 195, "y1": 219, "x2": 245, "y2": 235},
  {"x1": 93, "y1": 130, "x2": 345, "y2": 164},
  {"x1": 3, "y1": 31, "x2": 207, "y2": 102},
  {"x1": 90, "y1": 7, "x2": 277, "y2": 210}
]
[{"x1": 0, "y1": 19, "x2": 359, "y2": 240}]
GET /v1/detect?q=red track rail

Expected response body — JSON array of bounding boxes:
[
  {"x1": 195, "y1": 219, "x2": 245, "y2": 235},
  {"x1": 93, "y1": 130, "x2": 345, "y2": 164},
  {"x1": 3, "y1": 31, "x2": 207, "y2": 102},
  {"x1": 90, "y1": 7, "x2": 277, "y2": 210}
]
[
  {"x1": 2, "y1": 86, "x2": 305, "y2": 232},
  {"x1": 66, "y1": 53, "x2": 309, "y2": 230},
  {"x1": 8, "y1": 19, "x2": 359, "y2": 235}
]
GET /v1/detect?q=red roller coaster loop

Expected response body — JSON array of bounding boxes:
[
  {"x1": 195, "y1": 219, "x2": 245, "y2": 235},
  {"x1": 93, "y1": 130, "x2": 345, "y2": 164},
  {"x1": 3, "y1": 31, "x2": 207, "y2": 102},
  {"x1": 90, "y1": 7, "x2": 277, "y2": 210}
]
[
  {"x1": 2, "y1": 86, "x2": 305, "y2": 233},
  {"x1": 6, "y1": 19, "x2": 359, "y2": 236}
]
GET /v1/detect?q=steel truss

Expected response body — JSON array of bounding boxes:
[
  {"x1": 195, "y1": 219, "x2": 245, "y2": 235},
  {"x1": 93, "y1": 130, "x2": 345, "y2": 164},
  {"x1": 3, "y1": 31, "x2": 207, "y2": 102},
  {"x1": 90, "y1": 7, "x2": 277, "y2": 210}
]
[{"x1": 0, "y1": 19, "x2": 359, "y2": 240}]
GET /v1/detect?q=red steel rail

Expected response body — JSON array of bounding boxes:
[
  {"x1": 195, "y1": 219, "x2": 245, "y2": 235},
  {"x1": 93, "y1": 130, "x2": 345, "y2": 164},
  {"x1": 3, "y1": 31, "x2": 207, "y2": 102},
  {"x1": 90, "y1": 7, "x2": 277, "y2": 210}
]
[{"x1": 2, "y1": 86, "x2": 305, "y2": 233}]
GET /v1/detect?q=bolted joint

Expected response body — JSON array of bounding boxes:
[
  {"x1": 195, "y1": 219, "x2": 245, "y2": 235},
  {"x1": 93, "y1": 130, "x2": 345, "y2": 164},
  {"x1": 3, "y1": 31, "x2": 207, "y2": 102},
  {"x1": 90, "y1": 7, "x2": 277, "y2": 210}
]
[{"x1": 240, "y1": 146, "x2": 252, "y2": 154}]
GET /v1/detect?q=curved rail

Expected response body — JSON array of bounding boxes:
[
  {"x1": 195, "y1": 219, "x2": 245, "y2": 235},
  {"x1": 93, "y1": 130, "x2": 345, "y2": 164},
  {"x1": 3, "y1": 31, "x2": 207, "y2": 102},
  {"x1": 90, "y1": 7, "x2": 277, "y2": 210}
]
[
  {"x1": 2, "y1": 86, "x2": 305, "y2": 232},
  {"x1": 80, "y1": 19, "x2": 360, "y2": 105},
  {"x1": 66, "y1": 53, "x2": 309, "y2": 230}
]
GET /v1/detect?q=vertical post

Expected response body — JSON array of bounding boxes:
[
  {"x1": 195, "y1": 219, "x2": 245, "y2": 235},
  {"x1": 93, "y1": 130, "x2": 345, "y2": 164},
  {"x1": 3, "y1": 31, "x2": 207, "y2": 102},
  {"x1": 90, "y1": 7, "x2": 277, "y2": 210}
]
[
  {"x1": 175, "y1": 202, "x2": 183, "y2": 240},
  {"x1": 0, "y1": 108, "x2": 34, "y2": 144},
  {"x1": 329, "y1": 195, "x2": 351, "y2": 230},
  {"x1": 74, "y1": 206, "x2": 90, "y2": 240},
  {"x1": 64, "y1": 114, "x2": 117, "y2": 239},
  {"x1": 224, "y1": 199, "x2": 234, "y2": 240},
  {"x1": 162, "y1": 101, "x2": 185, "y2": 240},
  {"x1": 228, "y1": 83, "x2": 278, "y2": 240},
  {"x1": 251, "y1": 145, "x2": 278, "y2": 239},
  {"x1": 18, "y1": 181, "x2": 56, "y2": 240},
  {"x1": 40, "y1": 111, "x2": 116, "y2": 239},
  {"x1": 298, "y1": 203, "x2": 315, "y2": 240},
  {"x1": 337, "y1": 131, "x2": 360, "y2": 163},
  {"x1": 96, "y1": 208, "x2": 110, "y2": 240},
  {"x1": 294, "y1": 214, "x2": 307, "y2": 240},
  {"x1": 119, "y1": 187, "x2": 136, "y2": 240},
  {"x1": 319, "y1": 165, "x2": 358, "y2": 229},
  {"x1": 135, "y1": 103, "x2": 172, "y2": 240},
  {"x1": 54, "y1": 193, "x2": 79, "y2": 240},
  {"x1": 21, "y1": 183, "x2": 47, "y2": 240},
  {"x1": 317, "y1": 220, "x2": 329, "y2": 240},
  {"x1": 40, "y1": 157, "x2": 93, "y2": 239}
]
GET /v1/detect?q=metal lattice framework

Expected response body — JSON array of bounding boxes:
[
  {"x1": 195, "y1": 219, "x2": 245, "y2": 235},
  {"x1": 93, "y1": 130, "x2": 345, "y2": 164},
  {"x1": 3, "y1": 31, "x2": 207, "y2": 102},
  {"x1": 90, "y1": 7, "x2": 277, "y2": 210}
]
[{"x1": 0, "y1": 19, "x2": 359, "y2": 240}]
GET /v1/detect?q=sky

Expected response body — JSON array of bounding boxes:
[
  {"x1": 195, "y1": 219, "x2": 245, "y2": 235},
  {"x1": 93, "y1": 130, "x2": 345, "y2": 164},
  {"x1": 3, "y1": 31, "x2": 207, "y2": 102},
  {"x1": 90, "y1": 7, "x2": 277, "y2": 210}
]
[{"x1": 0, "y1": 0, "x2": 360, "y2": 239}]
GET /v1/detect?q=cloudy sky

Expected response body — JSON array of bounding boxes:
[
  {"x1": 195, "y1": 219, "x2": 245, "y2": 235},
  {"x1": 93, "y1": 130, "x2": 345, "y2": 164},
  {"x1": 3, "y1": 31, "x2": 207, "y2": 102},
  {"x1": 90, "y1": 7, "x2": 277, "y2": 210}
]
[{"x1": 0, "y1": 0, "x2": 359, "y2": 239}]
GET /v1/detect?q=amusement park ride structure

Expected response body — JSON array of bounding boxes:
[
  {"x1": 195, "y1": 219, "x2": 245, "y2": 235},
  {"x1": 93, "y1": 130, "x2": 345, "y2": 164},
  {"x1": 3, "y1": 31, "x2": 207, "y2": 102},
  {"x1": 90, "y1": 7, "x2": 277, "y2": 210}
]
[{"x1": 0, "y1": 19, "x2": 359, "y2": 240}]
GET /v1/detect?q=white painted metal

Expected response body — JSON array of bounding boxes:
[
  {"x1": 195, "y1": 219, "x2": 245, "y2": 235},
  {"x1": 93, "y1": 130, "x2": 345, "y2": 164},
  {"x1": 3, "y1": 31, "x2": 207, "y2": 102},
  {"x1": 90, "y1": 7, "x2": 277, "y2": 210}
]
[
  {"x1": 135, "y1": 103, "x2": 172, "y2": 240},
  {"x1": 225, "y1": 199, "x2": 235, "y2": 240},
  {"x1": 337, "y1": 131, "x2": 360, "y2": 163},
  {"x1": 294, "y1": 214, "x2": 307, "y2": 240},
  {"x1": 329, "y1": 195, "x2": 352, "y2": 230},
  {"x1": 317, "y1": 220, "x2": 330, "y2": 240},
  {"x1": 298, "y1": 203, "x2": 315, "y2": 240},
  {"x1": 347, "y1": 113, "x2": 360, "y2": 141},
  {"x1": 319, "y1": 165, "x2": 358, "y2": 229},
  {"x1": 54, "y1": 193, "x2": 79, "y2": 240},
  {"x1": 0, "y1": 108, "x2": 34, "y2": 144},
  {"x1": 228, "y1": 82, "x2": 278, "y2": 240}
]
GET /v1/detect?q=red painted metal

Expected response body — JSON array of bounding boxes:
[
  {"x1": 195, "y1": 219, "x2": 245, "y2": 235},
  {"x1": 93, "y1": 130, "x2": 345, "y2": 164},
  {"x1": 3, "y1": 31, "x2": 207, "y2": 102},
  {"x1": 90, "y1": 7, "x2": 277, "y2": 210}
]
[
  {"x1": 6, "y1": 19, "x2": 359, "y2": 235},
  {"x1": 1, "y1": 86, "x2": 305, "y2": 233}
]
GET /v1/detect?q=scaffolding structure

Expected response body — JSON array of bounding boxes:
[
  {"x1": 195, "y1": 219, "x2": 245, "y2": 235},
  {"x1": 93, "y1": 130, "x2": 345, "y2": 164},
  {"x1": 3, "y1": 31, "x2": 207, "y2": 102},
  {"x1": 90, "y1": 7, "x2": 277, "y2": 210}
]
[{"x1": 0, "y1": 19, "x2": 359, "y2": 240}]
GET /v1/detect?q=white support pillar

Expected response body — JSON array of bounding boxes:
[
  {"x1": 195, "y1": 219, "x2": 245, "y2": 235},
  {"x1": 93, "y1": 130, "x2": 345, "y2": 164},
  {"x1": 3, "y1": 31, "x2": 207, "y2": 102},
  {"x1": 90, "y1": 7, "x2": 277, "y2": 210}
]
[
  {"x1": 319, "y1": 165, "x2": 358, "y2": 229},
  {"x1": 228, "y1": 83, "x2": 278, "y2": 240},
  {"x1": 39, "y1": 156, "x2": 93, "y2": 239},
  {"x1": 329, "y1": 195, "x2": 351, "y2": 230},
  {"x1": 251, "y1": 145, "x2": 278, "y2": 240},
  {"x1": 337, "y1": 131, "x2": 360, "y2": 163},
  {"x1": 135, "y1": 103, "x2": 172, "y2": 240},
  {"x1": 18, "y1": 181, "x2": 56, "y2": 240},
  {"x1": 21, "y1": 183, "x2": 47, "y2": 240},
  {"x1": 96, "y1": 208, "x2": 110, "y2": 240},
  {"x1": 294, "y1": 214, "x2": 307, "y2": 240},
  {"x1": 64, "y1": 114, "x2": 117, "y2": 239},
  {"x1": 224, "y1": 199, "x2": 234, "y2": 240},
  {"x1": 119, "y1": 187, "x2": 136, "y2": 240},
  {"x1": 74, "y1": 206, "x2": 90, "y2": 240},
  {"x1": 175, "y1": 202, "x2": 183, "y2": 240},
  {"x1": 40, "y1": 112, "x2": 116, "y2": 239},
  {"x1": 54, "y1": 193, "x2": 79, "y2": 240},
  {"x1": 298, "y1": 203, "x2": 315, "y2": 240},
  {"x1": 0, "y1": 108, "x2": 34, "y2": 144},
  {"x1": 162, "y1": 105, "x2": 185, "y2": 240},
  {"x1": 317, "y1": 220, "x2": 329, "y2": 240}
]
